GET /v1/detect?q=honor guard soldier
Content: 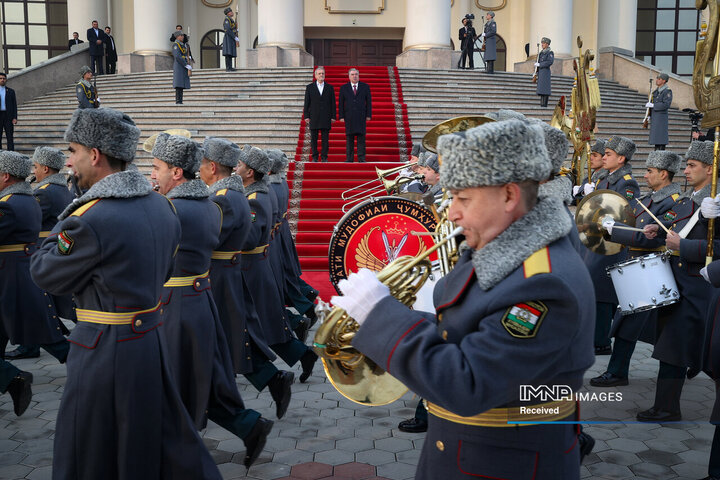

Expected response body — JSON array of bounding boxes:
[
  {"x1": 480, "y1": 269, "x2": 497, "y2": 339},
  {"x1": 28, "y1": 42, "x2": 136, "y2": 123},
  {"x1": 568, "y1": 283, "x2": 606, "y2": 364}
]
[
  {"x1": 172, "y1": 31, "x2": 192, "y2": 104},
  {"x1": 638, "y1": 140, "x2": 718, "y2": 421},
  {"x1": 481, "y1": 12, "x2": 497, "y2": 74},
  {"x1": 199, "y1": 137, "x2": 294, "y2": 419},
  {"x1": 150, "y1": 133, "x2": 273, "y2": 468},
  {"x1": 222, "y1": 7, "x2": 239, "y2": 71},
  {"x1": 236, "y1": 147, "x2": 318, "y2": 383},
  {"x1": 76, "y1": 66, "x2": 99, "y2": 109},
  {"x1": 6, "y1": 147, "x2": 76, "y2": 360},
  {"x1": 647, "y1": 72, "x2": 672, "y2": 151},
  {"x1": 592, "y1": 150, "x2": 682, "y2": 387},
  {"x1": 582, "y1": 136, "x2": 640, "y2": 355},
  {"x1": 332, "y1": 119, "x2": 595, "y2": 480},
  {"x1": 535, "y1": 37, "x2": 554, "y2": 107},
  {"x1": 29, "y1": 108, "x2": 221, "y2": 479}
]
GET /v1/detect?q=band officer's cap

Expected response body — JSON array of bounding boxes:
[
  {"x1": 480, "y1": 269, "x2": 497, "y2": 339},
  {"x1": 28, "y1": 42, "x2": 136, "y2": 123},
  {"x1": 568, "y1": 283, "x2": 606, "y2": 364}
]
[
  {"x1": 685, "y1": 140, "x2": 714, "y2": 165},
  {"x1": 646, "y1": 150, "x2": 681, "y2": 174},
  {"x1": 0, "y1": 151, "x2": 31, "y2": 179},
  {"x1": 605, "y1": 135, "x2": 636, "y2": 162},
  {"x1": 32, "y1": 146, "x2": 65, "y2": 171},
  {"x1": 64, "y1": 107, "x2": 141, "y2": 163},
  {"x1": 152, "y1": 133, "x2": 203, "y2": 174},
  {"x1": 203, "y1": 137, "x2": 241, "y2": 168}
]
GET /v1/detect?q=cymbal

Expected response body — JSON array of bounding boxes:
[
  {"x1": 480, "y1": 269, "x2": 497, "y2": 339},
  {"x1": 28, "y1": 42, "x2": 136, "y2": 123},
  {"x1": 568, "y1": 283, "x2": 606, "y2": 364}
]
[
  {"x1": 422, "y1": 115, "x2": 494, "y2": 153},
  {"x1": 575, "y1": 190, "x2": 636, "y2": 255},
  {"x1": 142, "y1": 129, "x2": 192, "y2": 153}
]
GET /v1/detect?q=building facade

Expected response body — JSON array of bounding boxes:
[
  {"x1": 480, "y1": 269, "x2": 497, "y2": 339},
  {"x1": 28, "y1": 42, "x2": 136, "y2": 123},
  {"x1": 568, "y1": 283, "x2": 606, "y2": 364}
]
[{"x1": 0, "y1": 0, "x2": 702, "y2": 76}]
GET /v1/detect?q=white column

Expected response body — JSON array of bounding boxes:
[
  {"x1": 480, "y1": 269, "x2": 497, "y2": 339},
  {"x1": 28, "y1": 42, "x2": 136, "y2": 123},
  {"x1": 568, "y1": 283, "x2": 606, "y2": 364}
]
[
  {"x1": 67, "y1": 0, "x2": 107, "y2": 41},
  {"x1": 133, "y1": 0, "x2": 176, "y2": 54},
  {"x1": 258, "y1": 0, "x2": 303, "y2": 48},
  {"x1": 404, "y1": 0, "x2": 451, "y2": 50},
  {"x1": 529, "y1": 0, "x2": 573, "y2": 57},
  {"x1": 598, "y1": 0, "x2": 638, "y2": 55}
]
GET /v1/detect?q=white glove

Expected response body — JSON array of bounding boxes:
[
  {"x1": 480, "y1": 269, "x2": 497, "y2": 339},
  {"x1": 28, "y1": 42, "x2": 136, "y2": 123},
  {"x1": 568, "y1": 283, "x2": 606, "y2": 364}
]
[
  {"x1": 234, "y1": 36, "x2": 240, "y2": 42},
  {"x1": 185, "y1": 65, "x2": 192, "y2": 70},
  {"x1": 330, "y1": 268, "x2": 390, "y2": 326},
  {"x1": 572, "y1": 185, "x2": 582, "y2": 196},
  {"x1": 601, "y1": 216, "x2": 615, "y2": 235},
  {"x1": 481, "y1": 33, "x2": 486, "y2": 37},
  {"x1": 701, "y1": 194, "x2": 720, "y2": 219},
  {"x1": 534, "y1": 62, "x2": 540, "y2": 67},
  {"x1": 701, "y1": 266, "x2": 710, "y2": 283},
  {"x1": 583, "y1": 183, "x2": 595, "y2": 195},
  {"x1": 645, "y1": 102, "x2": 654, "y2": 108}
]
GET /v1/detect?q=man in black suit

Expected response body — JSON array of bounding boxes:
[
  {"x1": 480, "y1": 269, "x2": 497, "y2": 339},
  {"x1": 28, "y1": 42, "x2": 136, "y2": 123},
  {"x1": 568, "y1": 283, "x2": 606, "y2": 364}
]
[
  {"x1": 458, "y1": 15, "x2": 477, "y2": 70},
  {"x1": 86, "y1": 20, "x2": 107, "y2": 75},
  {"x1": 338, "y1": 68, "x2": 372, "y2": 163},
  {"x1": 68, "y1": 32, "x2": 84, "y2": 50},
  {"x1": 303, "y1": 66, "x2": 336, "y2": 163},
  {"x1": 104, "y1": 27, "x2": 117, "y2": 75},
  {"x1": 0, "y1": 73, "x2": 17, "y2": 151}
]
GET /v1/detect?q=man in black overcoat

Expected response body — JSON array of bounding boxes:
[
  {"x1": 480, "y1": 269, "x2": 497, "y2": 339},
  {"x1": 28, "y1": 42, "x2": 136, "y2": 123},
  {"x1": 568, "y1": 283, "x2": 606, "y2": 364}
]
[
  {"x1": 303, "y1": 66, "x2": 335, "y2": 162},
  {"x1": 338, "y1": 68, "x2": 372, "y2": 163},
  {"x1": 86, "y1": 20, "x2": 108, "y2": 75}
]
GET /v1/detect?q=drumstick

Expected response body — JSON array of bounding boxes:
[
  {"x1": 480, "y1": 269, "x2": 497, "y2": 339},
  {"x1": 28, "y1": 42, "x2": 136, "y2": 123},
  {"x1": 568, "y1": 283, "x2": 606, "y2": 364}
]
[
  {"x1": 610, "y1": 225, "x2": 646, "y2": 233},
  {"x1": 411, "y1": 231, "x2": 441, "y2": 236},
  {"x1": 635, "y1": 199, "x2": 672, "y2": 235}
]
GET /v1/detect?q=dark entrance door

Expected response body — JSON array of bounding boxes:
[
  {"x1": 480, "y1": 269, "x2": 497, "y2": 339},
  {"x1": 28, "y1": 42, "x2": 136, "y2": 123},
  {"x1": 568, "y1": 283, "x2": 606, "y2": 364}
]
[{"x1": 306, "y1": 39, "x2": 402, "y2": 66}]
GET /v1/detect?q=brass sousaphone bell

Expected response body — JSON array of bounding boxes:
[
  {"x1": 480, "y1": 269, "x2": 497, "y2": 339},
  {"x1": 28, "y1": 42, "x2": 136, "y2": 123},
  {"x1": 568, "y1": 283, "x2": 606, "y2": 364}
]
[
  {"x1": 422, "y1": 115, "x2": 495, "y2": 153},
  {"x1": 575, "y1": 190, "x2": 636, "y2": 255}
]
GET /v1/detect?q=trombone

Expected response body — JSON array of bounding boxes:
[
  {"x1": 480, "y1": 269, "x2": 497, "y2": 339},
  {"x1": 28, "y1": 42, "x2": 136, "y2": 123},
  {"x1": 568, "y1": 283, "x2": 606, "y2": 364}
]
[
  {"x1": 341, "y1": 163, "x2": 414, "y2": 201},
  {"x1": 341, "y1": 163, "x2": 423, "y2": 212}
]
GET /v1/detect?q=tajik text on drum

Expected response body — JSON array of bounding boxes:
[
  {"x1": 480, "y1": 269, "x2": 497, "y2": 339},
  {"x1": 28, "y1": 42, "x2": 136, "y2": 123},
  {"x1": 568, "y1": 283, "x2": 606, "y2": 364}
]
[{"x1": 607, "y1": 252, "x2": 680, "y2": 315}]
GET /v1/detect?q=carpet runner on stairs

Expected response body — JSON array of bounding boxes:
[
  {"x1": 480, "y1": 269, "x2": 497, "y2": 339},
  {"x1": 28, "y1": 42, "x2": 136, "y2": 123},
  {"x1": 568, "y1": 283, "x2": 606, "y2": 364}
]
[{"x1": 289, "y1": 66, "x2": 413, "y2": 299}]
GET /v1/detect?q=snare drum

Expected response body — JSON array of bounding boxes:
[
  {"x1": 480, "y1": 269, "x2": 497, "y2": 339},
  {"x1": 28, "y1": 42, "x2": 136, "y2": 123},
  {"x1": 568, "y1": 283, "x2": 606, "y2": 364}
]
[{"x1": 607, "y1": 252, "x2": 680, "y2": 315}]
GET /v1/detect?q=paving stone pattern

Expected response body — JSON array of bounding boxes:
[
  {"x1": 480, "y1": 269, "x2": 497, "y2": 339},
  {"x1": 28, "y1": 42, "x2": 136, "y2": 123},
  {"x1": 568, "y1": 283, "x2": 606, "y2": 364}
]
[{"x1": 0, "y1": 328, "x2": 717, "y2": 480}]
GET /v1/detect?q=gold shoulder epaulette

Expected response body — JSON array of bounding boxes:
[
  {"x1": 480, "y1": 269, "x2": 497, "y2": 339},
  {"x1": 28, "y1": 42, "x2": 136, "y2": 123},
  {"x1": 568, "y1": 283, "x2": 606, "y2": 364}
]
[
  {"x1": 71, "y1": 199, "x2": 100, "y2": 217},
  {"x1": 623, "y1": 174, "x2": 632, "y2": 181},
  {"x1": 671, "y1": 193, "x2": 680, "y2": 201},
  {"x1": 38, "y1": 184, "x2": 50, "y2": 190},
  {"x1": 523, "y1": 247, "x2": 551, "y2": 278},
  {"x1": 0, "y1": 194, "x2": 12, "y2": 202},
  {"x1": 248, "y1": 192, "x2": 257, "y2": 200},
  {"x1": 216, "y1": 188, "x2": 228, "y2": 196}
]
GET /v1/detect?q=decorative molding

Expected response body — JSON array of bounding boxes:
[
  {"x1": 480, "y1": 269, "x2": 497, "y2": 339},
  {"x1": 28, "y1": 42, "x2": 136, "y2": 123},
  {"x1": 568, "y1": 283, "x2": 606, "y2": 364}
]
[
  {"x1": 324, "y1": 0, "x2": 385, "y2": 14},
  {"x1": 201, "y1": 0, "x2": 232, "y2": 7},
  {"x1": 476, "y1": 0, "x2": 506, "y2": 11}
]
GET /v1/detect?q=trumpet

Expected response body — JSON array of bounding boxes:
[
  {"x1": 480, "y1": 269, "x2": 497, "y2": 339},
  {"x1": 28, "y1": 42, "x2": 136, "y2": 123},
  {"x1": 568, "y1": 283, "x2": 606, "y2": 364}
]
[{"x1": 313, "y1": 226, "x2": 464, "y2": 406}]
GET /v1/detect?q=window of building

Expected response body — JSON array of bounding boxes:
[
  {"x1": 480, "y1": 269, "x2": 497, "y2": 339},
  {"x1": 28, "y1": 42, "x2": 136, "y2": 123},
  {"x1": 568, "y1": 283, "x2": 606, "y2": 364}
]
[
  {"x1": 635, "y1": 0, "x2": 699, "y2": 77},
  {"x1": 1, "y1": 0, "x2": 68, "y2": 73},
  {"x1": 200, "y1": 29, "x2": 224, "y2": 69}
]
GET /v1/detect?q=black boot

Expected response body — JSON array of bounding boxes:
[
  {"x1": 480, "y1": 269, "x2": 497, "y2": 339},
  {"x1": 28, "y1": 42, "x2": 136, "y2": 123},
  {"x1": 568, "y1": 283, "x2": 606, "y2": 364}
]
[
  {"x1": 299, "y1": 349, "x2": 318, "y2": 383},
  {"x1": 175, "y1": 88, "x2": 183, "y2": 104},
  {"x1": 243, "y1": 417, "x2": 273, "y2": 468},
  {"x1": 267, "y1": 370, "x2": 293, "y2": 418},
  {"x1": 225, "y1": 56, "x2": 235, "y2": 72},
  {"x1": 7, "y1": 371, "x2": 33, "y2": 416}
]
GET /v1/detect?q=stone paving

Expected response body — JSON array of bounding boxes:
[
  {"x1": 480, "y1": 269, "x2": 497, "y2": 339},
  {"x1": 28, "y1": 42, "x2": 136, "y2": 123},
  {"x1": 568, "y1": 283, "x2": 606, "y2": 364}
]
[{"x1": 0, "y1": 323, "x2": 718, "y2": 480}]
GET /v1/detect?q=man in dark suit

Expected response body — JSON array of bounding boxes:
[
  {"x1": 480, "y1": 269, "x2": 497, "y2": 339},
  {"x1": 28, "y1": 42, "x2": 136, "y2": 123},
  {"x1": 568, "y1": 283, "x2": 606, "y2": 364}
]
[
  {"x1": 68, "y1": 32, "x2": 84, "y2": 50},
  {"x1": 0, "y1": 73, "x2": 17, "y2": 151},
  {"x1": 458, "y1": 15, "x2": 477, "y2": 70},
  {"x1": 104, "y1": 26, "x2": 117, "y2": 75},
  {"x1": 303, "y1": 66, "x2": 335, "y2": 163},
  {"x1": 86, "y1": 20, "x2": 107, "y2": 75},
  {"x1": 338, "y1": 68, "x2": 372, "y2": 163}
]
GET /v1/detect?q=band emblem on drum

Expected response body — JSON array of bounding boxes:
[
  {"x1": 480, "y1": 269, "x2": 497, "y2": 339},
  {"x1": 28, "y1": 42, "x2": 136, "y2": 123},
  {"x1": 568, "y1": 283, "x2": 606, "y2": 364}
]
[
  {"x1": 328, "y1": 197, "x2": 437, "y2": 292},
  {"x1": 501, "y1": 301, "x2": 548, "y2": 339}
]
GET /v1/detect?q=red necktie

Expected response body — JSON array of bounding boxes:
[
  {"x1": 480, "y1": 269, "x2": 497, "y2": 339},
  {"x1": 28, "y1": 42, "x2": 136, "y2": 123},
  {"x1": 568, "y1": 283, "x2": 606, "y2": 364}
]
[{"x1": 353, "y1": 85, "x2": 357, "y2": 96}]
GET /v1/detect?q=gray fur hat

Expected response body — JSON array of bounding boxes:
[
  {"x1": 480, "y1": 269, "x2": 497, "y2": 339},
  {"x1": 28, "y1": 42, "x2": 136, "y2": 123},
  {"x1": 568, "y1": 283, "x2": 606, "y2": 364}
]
[
  {"x1": 64, "y1": 107, "x2": 140, "y2": 163},
  {"x1": 243, "y1": 146, "x2": 272, "y2": 175},
  {"x1": 685, "y1": 140, "x2": 714, "y2": 165},
  {"x1": 542, "y1": 37, "x2": 551, "y2": 44},
  {"x1": 485, "y1": 109, "x2": 525, "y2": 121},
  {"x1": 488, "y1": 11, "x2": 495, "y2": 18},
  {"x1": 590, "y1": 138, "x2": 606, "y2": 154},
  {"x1": 528, "y1": 119, "x2": 567, "y2": 174},
  {"x1": 202, "y1": 137, "x2": 241, "y2": 168},
  {"x1": 646, "y1": 150, "x2": 681, "y2": 173},
  {"x1": 172, "y1": 30, "x2": 184, "y2": 39},
  {"x1": 605, "y1": 135, "x2": 636, "y2": 161},
  {"x1": 152, "y1": 133, "x2": 203, "y2": 174},
  {"x1": 224, "y1": 7, "x2": 232, "y2": 14},
  {"x1": 0, "y1": 151, "x2": 32, "y2": 179},
  {"x1": 79, "y1": 65, "x2": 92, "y2": 77},
  {"x1": 438, "y1": 119, "x2": 550, "y2": 189},
  {"x1": 266, "y1": 149, "x2": 289, "y2": 173},
  {"x1": 411, "y1": 142, "x2": 426, "y2": 158},
  {"x1": 418, "y1": 152, "x2": 439, "y2": 173},
  {"x1": 32, "y1": 146, "x2": 65, "y2": 171},
  {"x1": 657, "y1": 72, "x2": 669, "y2": 81}
]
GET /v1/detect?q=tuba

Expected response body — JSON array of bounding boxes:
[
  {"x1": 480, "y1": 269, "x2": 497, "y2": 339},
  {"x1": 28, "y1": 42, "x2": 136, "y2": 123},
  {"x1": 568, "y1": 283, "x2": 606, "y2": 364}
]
[{"x1": 313, "y1": 227, "x2": 463, "y2": 405}]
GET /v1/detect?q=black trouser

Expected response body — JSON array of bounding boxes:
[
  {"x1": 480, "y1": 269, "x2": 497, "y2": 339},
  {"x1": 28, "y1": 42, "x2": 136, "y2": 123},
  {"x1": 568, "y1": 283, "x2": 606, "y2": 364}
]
[
  {"x1": 90, "y1": 55, "x2": 104, "y2": 74},
  {"x1": 0, "y1": 111, "x2": 14, "y2": 151},
  {"x1": 606, "y1": 336, "x2": 636, "y2": 378},
  {"x1": 310, "y1": 128, "x2": 329, "y2": 162},
  {"x1": 653, "y1": 361, "x2": 687, "y2": 413},
  {"x1": 175, "y1": 88, "x2": 183, "y2": 104},
  {"x1": 225, "y1": 55, "x2": 234, "y2": 70},
  {"x1": 460, "y1": 46, "x2": 474, "y2": 69},
  {"x1": 485, "y1": 60, "x2": 494, "y2": 73},
  {"x1": 106, "y1": 59, "x2": 116, "y2": 75},
  {"x1": 346, "y1": 133, "x2": 366, "y2": 163},
  {"x1": 540, "y1": 95, "x2": 550, "y2": 107}
]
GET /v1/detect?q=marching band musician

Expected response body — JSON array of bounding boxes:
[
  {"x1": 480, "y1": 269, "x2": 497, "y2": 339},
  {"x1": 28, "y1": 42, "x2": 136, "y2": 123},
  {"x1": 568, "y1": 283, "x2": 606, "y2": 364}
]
[
  {"x1": 6, "y1": 147, "x2": 76, "y2": 361},
  {"x1": 29, "y1": 108, "x2": 221, "y2": 478},
  {"x1": 332, "y1": 119, "x2": 595, "y2": 480},
  {"x1": 150, "y1": 133, "x2": 273, "y2": 469},
  {"x1": 639, "y1": 140, "x2": 718, "y2": 422},
  {"x1": 416, "y1": 152, "x2": 442, "y2": 203},
  {"x1": 235, "y1": 147, "x2": 318, "y2": 383},
  {"x1": 400, "y1": 143, "x2": 427, "y2": 194},
  {"x1": 592, "y1": 150, "x2": 682, "y2": 387},
  {"x1": 198, "y1": 137, "x2": 295, "y2": 420},
  {"x1": 572, "y1": 138, "x2": 607, "y2": 204},
  {"x1": 582, "y1": 136, "x2": 640, "y2": 356}
]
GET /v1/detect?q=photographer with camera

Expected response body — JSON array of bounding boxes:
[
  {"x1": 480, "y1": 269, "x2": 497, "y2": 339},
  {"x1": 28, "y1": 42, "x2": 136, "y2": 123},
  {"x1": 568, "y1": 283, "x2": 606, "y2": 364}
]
[
  {"x1": 686, "y1": 109, "x2": 714, "y2": 142},
  {"x1": 458, "y1": 14, "x2": 477, "y2": 70}
]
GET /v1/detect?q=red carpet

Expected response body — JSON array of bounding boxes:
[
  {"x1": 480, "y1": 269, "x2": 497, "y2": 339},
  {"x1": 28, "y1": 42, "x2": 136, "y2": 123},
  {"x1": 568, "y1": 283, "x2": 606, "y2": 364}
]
[{"x1": 289, "y1": 66, "x2": 413, "y2": 294}]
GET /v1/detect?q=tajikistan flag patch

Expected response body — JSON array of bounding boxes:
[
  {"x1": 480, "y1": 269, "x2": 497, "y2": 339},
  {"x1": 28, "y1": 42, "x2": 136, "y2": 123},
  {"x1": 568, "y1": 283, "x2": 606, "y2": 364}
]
[{"x1": 501, "y1": 301, "x2": 548, "y2": 339}]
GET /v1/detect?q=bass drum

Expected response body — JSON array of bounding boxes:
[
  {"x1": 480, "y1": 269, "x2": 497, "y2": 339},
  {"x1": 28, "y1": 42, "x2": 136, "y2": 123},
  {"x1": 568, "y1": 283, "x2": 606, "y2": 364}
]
[{"x1": 328, "y1": 196, "x2": 439, "y2": 310}]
